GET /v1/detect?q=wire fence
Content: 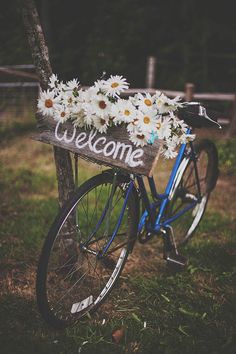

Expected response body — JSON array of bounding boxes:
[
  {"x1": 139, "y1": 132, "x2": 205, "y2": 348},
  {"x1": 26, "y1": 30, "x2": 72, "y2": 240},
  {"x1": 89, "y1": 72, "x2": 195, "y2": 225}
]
[
  {"x1": 0, "y1": 63, "x2": 235, "y2": 132},
  {"x1": 0, "y1": 84, "x2": 38, "y2": 127}
]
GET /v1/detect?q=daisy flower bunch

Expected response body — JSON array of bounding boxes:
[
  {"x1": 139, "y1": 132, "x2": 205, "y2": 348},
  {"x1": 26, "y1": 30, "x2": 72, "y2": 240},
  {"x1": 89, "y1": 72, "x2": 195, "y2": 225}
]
[{"x1": 37, "y1": 74, "x2": 195, "y2": 159}]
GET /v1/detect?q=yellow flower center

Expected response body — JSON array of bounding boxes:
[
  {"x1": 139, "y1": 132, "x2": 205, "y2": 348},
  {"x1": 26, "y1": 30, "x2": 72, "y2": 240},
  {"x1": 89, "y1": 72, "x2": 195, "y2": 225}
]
[
  {"x1": 124, "y1": 110, "x2": 130, "y2": 116},
  {"x1": 111, "y1": 82, "x2": 119, "y2": 88},
  {"x1": 156, "y1": 122, "x2": 161, "y2": 129},
  {"x1": 137, "y1": 134, "x2": 145, "y2": 140},
  {"x1": 61, "y1": 112, "x2": 66, "y2": 118},
  {"x1": 144, "y1": 98, "x2": 152, "y2": 106},
  {"x1": 45, "y1": 99, "x2": 53, "y2": 108},
  {"x1": 99, "y1": 100, "x2": 107, "y2": 109},
  {"x1": 143, "y1": 116, "x2": 150, "y2": 124}
]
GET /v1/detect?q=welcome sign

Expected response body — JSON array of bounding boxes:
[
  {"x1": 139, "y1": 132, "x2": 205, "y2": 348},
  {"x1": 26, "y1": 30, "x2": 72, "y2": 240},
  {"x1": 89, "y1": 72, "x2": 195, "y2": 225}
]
[{"x1": 33, "y1": 117, "x2": 162, "y2": 176}]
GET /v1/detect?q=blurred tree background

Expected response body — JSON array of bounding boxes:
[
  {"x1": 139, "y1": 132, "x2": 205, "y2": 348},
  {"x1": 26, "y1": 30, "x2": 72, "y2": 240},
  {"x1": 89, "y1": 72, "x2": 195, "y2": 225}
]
[{"x1": 0, "y1": 0, "x2": 235, "y2": 90}]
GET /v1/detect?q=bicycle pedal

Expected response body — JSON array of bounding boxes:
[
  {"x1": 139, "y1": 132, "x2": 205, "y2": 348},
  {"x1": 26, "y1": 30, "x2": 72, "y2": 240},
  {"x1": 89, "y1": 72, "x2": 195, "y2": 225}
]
[{"x1": 165, "y1": 252, "x2": 187, "y2": 269}]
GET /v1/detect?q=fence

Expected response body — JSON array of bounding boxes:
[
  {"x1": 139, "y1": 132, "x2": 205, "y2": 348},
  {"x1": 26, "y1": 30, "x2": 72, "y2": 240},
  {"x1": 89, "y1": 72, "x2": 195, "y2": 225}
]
[{"x1": 0, "y1": 62, "x2": 235, "y2": 132}]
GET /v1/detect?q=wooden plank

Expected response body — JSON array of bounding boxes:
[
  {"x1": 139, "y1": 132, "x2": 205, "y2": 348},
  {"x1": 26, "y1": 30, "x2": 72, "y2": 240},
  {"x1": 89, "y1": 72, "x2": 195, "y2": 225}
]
[
  {"x1": 0, "y1": 67, "x2": 38, "y2": 80},
  {"x1": 194, "y1": 92, "x2": 235, "y2": 101},
  {"x1": 0, "y1": 64, "x2": 35, "y2": 69},
  {"x1": 33, "y1": 117, "x2": 162, "y2": 176},
  {"x1": 0, "y1": 82, "x2": 39, "y2": 88},
  {"x1": 217, "y1": 118, "x2": 230, "y2": 125},
  {"x1": 121, "y1": 88, "x2": 235, "y2": 101}
]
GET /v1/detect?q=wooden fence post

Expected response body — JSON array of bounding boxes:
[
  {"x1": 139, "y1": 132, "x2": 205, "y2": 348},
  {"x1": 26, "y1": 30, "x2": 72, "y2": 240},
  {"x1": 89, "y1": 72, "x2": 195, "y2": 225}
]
[
  {"x1": 146, "y1": 56, "x2": 156, "y2": 89},
  {"x1": 227, "y1": 94, "x2": 236, "y2": 137},
  {"x1": 185, "y1": 83, "x2": 195, "y2": 102}
]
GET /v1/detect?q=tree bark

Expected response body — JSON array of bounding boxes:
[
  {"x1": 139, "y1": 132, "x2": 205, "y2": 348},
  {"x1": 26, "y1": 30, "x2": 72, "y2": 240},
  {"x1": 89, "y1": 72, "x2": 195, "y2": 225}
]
[
  {"x1": 40, "y1": 0, "x2": 52, "y2": 52},
  {"x1": 21, "y1": 0, "x2": 75, "y2": 206}
]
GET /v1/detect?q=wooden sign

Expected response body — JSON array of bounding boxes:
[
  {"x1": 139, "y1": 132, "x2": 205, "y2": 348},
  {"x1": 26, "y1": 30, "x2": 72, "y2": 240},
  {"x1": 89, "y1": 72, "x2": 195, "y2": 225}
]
[{"x1": 33, "y1": 116, "x2": 162, "y2": 176}]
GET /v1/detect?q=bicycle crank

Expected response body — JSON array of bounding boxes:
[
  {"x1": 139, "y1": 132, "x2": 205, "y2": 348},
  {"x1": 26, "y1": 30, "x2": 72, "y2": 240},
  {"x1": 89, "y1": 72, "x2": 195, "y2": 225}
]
[{"x1": 138, "y1": 231, "x2": 155, "y2": 244}]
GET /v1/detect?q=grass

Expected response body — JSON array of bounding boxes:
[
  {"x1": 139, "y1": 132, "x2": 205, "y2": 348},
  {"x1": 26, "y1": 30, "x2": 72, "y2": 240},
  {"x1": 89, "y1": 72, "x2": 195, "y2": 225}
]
[
  {"x1": 0, "y1": 124, "x2": 236, "y2": 353},
  {"x1": 216, "y1": 137, "x2": 236, "y2": 175}
]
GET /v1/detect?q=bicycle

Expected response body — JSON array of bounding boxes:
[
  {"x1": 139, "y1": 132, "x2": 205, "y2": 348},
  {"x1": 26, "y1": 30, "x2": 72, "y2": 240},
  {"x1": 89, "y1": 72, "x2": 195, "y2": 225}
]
[{"x1": 36, "y1": 102, "x2": 220, "y2": 329}]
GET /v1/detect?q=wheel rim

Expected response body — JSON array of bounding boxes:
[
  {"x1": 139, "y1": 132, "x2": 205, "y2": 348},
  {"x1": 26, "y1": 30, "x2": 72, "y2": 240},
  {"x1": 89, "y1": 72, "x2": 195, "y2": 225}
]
[
  {"x1": 45, "y1": 178, "x2": 132, "y2": 324},
  {"x1": 167, "y1": 148, "x2": 210, "y2": 245}
]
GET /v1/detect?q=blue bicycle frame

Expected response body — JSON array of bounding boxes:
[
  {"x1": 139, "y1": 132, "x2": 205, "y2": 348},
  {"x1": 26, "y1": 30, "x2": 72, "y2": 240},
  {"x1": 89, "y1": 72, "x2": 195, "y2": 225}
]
[
  {"x1": 91, "y1": 128, "x2": 202, "y2": 258},
  {"x1": 137, "y1": 144, "x2": 201, "y2": 236}
]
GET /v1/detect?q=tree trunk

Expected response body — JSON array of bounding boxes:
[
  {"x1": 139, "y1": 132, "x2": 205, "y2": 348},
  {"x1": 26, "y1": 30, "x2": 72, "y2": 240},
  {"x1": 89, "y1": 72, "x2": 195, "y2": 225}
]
[
  {"x1": 40, "y1": 0, "x2": 52, "y2": 51},
  {"x1": 21, "y1": 0, "x2": 75, "y2": 206}
]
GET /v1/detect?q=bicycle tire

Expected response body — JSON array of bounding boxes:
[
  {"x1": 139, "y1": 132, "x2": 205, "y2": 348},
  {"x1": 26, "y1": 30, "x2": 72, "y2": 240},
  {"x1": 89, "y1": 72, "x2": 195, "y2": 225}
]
[
  {"x1": 166, "y1": 139, "x2": 219, "y2": 246},
  {"x1": 36, "y1": 171, "x2": 139, "y2": 329}
]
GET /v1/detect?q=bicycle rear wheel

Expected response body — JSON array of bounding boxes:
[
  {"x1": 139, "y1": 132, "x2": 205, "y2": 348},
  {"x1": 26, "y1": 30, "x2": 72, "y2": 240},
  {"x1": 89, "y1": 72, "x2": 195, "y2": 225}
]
[
  {"x1": 36, "y1": 171, "x2": 139, "y2": 329},
  {"x1": 166, "y1": 139, "x2": 218, "y2": 246}
]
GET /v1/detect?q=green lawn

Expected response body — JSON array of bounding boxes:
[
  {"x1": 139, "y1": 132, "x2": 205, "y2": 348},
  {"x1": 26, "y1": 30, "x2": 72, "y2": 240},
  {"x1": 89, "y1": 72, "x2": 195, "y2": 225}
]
[{"x1": 0, "y1": 127, "x2": 235, "y2": 354}]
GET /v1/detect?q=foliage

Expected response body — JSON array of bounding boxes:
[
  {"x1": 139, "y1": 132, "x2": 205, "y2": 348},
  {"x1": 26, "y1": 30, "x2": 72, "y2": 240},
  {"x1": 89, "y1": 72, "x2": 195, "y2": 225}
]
[
  {"x1": 0, "y1": 0, "x2": 236, "y2": 91},
  {"x1": 217, "y1": 138, "x2": 236, "y2": 175}
]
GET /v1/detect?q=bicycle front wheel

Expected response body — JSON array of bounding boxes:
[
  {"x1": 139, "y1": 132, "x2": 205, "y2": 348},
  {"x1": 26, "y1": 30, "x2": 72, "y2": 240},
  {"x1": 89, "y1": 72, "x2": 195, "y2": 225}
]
[
  {"x1": 36, "y1": 171, "x2": 139, "y2": 329},
  {"x1": 166, "y1": 139, "x2": 218, "y2": 246}
]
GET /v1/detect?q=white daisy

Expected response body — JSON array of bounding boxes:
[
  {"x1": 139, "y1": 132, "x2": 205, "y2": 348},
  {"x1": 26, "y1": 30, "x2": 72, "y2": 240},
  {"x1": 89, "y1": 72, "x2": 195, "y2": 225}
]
[
  {"x1": 38, "y1": 73, "x2": 189, "y2": 160},
  {"x1": 155, "y1": 93, "x2": 182, "y2": 114},
  {"x1": 82, "y1": 104, "x2": 95, "y2": 127},
  {"x1": 48, "y1": 74, "x2": 66, "y2": 94},
  {"x1": 179, "y1": 133, "x2": 196, "y2": 144},
  {"x1": 53, "y1": 105, "x2": 71, "y2": 123},
  {"x1": 173, "y1": 117, "x2": 188, "y2": 132},
  {"x1": 137, "y1": 110, "x2": 158, "y2": 133},
  {"x1": 155, "y1": 93, "x2": 172, "y2": 114},
  {"x1": 171, "y1": 95, "x2": 183, "y2": 107},
  {"x1": 66, "y1": 78, "x2": 80, "y2": 92},
  {"x1": 156, "y1": 116, "x2": 172, "y2": 139},
  {"x1": 127, "y1": 118, "x2": 139, "y2": 133},
  {"x1": 73, "y1": 109, "x2": 86, "y2": 128},
  {"x1": 134, "y1": 92, "x2": 156, "y2": 111},
  {"x1": 129, "y1": 128, "x2": 150, "y2": 147},
  {"x1": 163, "y1": 145, "x2": 178, "y2": 159},
  {"x1": 37, "y1": 89, "x2": 61, "y2": 116},
  {"x1": 61, "y1": 91, "x2": 79, "y2": 107},
  {"x1": 103, "y1": 75, "x2": 129, "y2": 98},
  {"x1": 112, "y1": 99, "x2": 137, "y2": 124},
  {"x1": 93, "y1": 116, "x2": 109, "y2": 133},
  {"x1": 93, "y1": 80, "x2": 106, "y2": 93},
  {"x1": 48, "y1": 73, "x2": 58, "y2": 89},
  {"x1": 70, "y1": 100, "x2": 83, "y2": 116},
  {"x1": 57, "y1": 81, "x2": 67, "y2": 93},
  {"x1": 167, "y1": 134, "x2": 180, "y2": 147},
  {"x1": 80, "y1": 87, "x2": 99, "y2": 104},
  {"x1": 90, "y1": 94, "x2": 111, "y2": 117}
]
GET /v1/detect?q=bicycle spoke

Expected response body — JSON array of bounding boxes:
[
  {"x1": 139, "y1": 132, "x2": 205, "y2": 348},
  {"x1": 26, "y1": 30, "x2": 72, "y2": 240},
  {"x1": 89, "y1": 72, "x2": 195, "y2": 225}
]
[{"x1": 38, "y1": 172, "x2": 136, "y2": 328}]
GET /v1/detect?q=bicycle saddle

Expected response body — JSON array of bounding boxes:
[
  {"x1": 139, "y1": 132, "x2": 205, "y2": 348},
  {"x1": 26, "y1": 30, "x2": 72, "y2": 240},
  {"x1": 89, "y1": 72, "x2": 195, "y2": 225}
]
[{"x1": 177, "y1": 102, "x2": 222, "y2": 129}]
